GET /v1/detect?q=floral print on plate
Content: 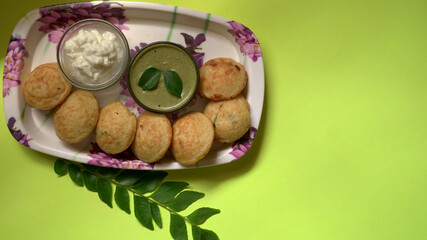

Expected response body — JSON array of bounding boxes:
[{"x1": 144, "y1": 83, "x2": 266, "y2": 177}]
[
  {"x1": 3, "y1": 36, "x2": 28, "y2": 97},
  {"x1": 227, "y1": 21, "x2": 262, "y2": 62},
  {"x1": 7, "y1": 117, "x2": 32, "y2": 147},
  {"x1": 37, "y1": 1, "x2": 129, "y2": 43},
  {"x1": 229, "y1": 127, "x2": 257, "y2": 159},
  {"x1": 87, "y1": 143, "x2": 154, "y2": 170}
]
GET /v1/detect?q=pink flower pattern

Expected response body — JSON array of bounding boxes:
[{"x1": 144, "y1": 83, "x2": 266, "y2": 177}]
[
  {"x1": 229, "y1": 127, "x2": 257, "y2": 159},
  {"x1": 227, "y1": 21, "x2": 262, "y2": 62},
  {"x1": 87, "y1": 143, "x2": 153, "y2": 170},
  {"x1": 7, "y1": 117, "x2": 32, "y2": 147},
  {"x1": 37, "y1": 1, "x2": 129, "y2": 43},
  {"x1": 180, "y1": 33, "x2": 206, "y2": 68},
  {"x1": 3, "y1": 36, "x2": 28, "y2": 97}
]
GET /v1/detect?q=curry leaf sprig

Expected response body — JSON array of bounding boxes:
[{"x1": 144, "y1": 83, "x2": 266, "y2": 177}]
[
  {"x1": 138, "y1": 67, "x2": 183, "y2": 97},
  {"x1": 54, "y1": 159, "x2": 220, "y2": 240}
]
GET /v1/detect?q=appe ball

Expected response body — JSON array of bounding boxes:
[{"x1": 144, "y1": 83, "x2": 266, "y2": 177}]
[
  {"x1": 23, "y1": 62, "x2": 72, "y2": 110},
  {"x1": 203, "y1": 94, "x2": 250, "y2": 143},
  {"x1": 95, "y1": 101, "x2": 137, "y2": 154},
  {"x1": 199, "y1": 58, "x2": 247, "y2": 101},
  {"x1": 53, "y1": 90, "x2": 99, "y2": 143},
  {"x1": 131, "y1": 112, "x2": 172, "y2": 163},
  {"x1": 171, "y1": 111, "x2": 214, "y2": 166}
]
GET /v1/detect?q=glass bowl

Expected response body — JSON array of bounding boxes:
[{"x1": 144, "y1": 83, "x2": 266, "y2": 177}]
[{"x1": 57, "y1": 19, "x2": 130, "y2": 91}]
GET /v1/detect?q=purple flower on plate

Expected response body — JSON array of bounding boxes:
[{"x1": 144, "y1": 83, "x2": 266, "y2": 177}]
[
  {"x1": 181, "y1": 33, "x2": 206, "y2": 68},
  {"x1": 129, "y1": 42, "x2": 148, "y2": 59},
  {"x1": 229, "y1": 127, "x2": 257, "y2": 159},
  {"x1": 87, "y1": 143, "x2": 153, "y2": 170},
  {"x1": 37, "y1": 1, "x2": 129, "y2": 43},
  {"x1": 227, "y1": 21, "x2": 261, "y2": 62},
  {"x1": 7, "y1": 117, "x2": 32, "y2": 147},
  {"x1": 3, "y1": 36, "x2": 28, "y2": 97}
]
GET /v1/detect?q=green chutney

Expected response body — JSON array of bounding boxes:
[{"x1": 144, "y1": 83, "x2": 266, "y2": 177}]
[{"x1": 128, "y1": 42, "x2": 199, "y2": 113}]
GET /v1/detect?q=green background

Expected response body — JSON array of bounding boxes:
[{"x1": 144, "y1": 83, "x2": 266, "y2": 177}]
[{"x1": 1, "y1": 0, "x2": 426, "y2": 239}]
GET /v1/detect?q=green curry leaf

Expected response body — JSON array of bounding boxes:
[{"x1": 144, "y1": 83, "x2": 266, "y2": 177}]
[
  {"x1": 54, "y1": 158, "x2": 68, "y2": 176},
  {"x1": 192, "y1": 226, "x2": 220, "y2": 240},
  {"x1": 150, "y1": 201, "x2": 162, "y2": 228},
  {"x1": 170, "y1": 213, "x2": 187, "y2": 240},
  {"x1": 138, "y1": 67, "x2": 183, "y2": 97},
  {"x1": 97, "y1": 178, "x2": 113, "y2": 208},
  {"x1": 150, "y1": 181, "x2": 189, "y2": 203},
  {"x1": 115, "y1": 170, "x2": 146, "y2": 186},
  {"x1": 134, "y1": 195, "x2": 154, "y2": 230},
  {"x1": 115, "y1": 186, "x2": 131, "y2": 214},
  {"x1": 187, "y1": 207, "x2": 220, "y2": 225},
  {"x1": 138, "y1": 67, "x2": 161, "y2": 90},
  {"x1": 132, "y1": 171, "x2": 168, "y2": 194},
  {"x1": 82, "y1": 171, "x2": 98, "y2": 192},
  {"x1": 68, "y1": 164, "x2": 83, "y2": 186},
  {"x1": 163, "y1": 70, "x2": 183, "y2": 97},
  {"x1": 167, "y1": 191, "x2": 205, "y2": 212},
  {"x1": 192, "y1": 225, "x2": 202, "y2": 240},
  {"x1": 199, "y1": 228, "x2": 220, "y2": 240},
  {"x1": 96, "y1": 167, "x2": 120, "y2": 178}
]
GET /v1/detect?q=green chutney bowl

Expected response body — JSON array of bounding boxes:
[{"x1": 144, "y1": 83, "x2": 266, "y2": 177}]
[{"x1": 127, "y1": 41, "x2": 200, "y2": 113}]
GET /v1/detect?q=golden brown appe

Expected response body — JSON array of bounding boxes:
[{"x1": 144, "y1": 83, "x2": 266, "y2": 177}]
[
  {"x1": 53, "y1": 90, "x2": 99, "y2": 143},
  {"x1": 23, "y1": 62, "x2": 72, "y2": 110},
  {"x1": 203, "y1": 94, "x2": 250, "y2": 143},
  {"x1": 199, "y1": 58, "x2": 247, "y2": 101},
  {"x1": 131, "y1": 112, "x2": 172, "y2": 163},
  {"x1": 95, "y1": 101, "x2": 137, "y2": 154},
  {"x1": 171, "y1": 111, "x2": 214, "y2": 165}
]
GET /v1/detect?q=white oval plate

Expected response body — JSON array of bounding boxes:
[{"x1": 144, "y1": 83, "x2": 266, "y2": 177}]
[{"x1": 3, "y1": 1, "x2": 264, "y2": 170}]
